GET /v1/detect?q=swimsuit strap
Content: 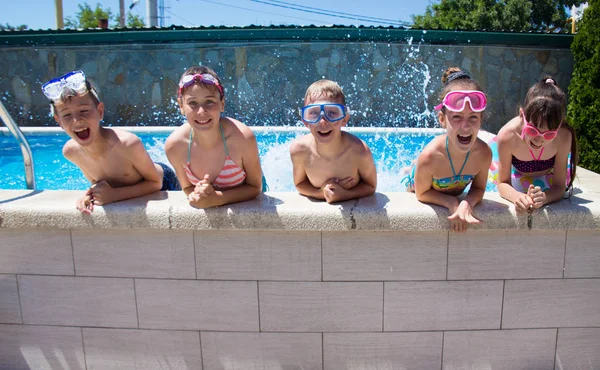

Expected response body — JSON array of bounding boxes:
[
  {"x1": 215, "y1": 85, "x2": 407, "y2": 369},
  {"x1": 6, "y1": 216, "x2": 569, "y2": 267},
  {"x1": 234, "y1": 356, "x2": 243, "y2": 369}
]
[
  {"x1": 445, "y1": 136, "x2": 470, "y2": 177},
  {"x1": 219, "y1": 123, "x2": 229, "y2": 157},
  {"x1": 528, "y1": 147, "x2": 544, "y2": 161},
  {"x1": 187, "y1": 129, "x2": 193, "y2": 163}
]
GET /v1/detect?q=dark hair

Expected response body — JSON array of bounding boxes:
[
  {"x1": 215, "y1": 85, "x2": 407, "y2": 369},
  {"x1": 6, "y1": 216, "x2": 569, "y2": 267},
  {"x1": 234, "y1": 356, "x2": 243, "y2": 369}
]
[
  {"x1": 522, "y1": 76, "x2": 577, "y2": 192},
  {"x1": 179, "y1": 65, "x2": 224, "y2": 98},
  {"x1": 438, "y1": 67, "x2": 486, "y2": 113}
]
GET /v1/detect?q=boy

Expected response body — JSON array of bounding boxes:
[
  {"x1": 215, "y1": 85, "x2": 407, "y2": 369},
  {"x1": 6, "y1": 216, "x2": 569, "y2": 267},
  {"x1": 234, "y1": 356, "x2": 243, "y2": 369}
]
[
  {"x1": 42, "y1": 70, "x2": 179, "y2": 214},
  {"x1": 290, "y1": 79, "x2": 377, "y2": 203}
]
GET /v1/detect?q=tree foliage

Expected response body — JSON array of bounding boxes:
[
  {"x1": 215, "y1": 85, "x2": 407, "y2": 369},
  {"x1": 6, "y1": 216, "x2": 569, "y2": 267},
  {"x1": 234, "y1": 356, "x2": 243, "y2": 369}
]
[
  {"x1": 568, "y1": 0, "x2": 600, "y2": 173},
  {"x1": 0, "y1": 23, "x2": 28, "y2": 31},
  {"x1": 412, "y1": 0, "x2": 583, "y2": 32},
  {"x1": 64, "y1": 2, "x2": 144, "y2": 29}
]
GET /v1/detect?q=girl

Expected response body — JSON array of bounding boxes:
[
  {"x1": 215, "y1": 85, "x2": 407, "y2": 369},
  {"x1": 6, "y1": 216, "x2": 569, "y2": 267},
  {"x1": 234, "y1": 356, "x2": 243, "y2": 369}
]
[
  {"x1": 492, "y1": 77, "x2": 577, "y2": 212},
  {"x1": 165, "y1": 66, "x2": 264, "y2": 208},
  {"x1": 405, "y1": 67, "x2": 492, "y2": 232}
]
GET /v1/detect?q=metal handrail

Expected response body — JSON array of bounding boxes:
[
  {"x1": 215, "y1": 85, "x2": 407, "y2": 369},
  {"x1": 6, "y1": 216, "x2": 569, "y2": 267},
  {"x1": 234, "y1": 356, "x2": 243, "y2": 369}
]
[{"x1": 0, "y1": 101, "x2": 36, "y2": 189}]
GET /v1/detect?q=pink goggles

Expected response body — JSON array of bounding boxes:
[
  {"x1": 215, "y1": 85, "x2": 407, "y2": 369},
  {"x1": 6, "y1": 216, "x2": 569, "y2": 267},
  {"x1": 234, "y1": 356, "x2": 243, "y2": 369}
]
[
  {"x1": 178, "y1": 73, "x2": 223, "y2": 97},
  {"x1": 520, "y1": 112, "x2": 560, "y2": 141},
  {"x1": 435, "y1": 90, "x2": 487, "y2": 112}
]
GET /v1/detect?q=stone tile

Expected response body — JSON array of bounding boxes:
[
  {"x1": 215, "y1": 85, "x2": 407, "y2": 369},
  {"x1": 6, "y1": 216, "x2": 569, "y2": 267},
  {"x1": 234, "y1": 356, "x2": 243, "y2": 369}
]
[
  {"x1": 195, "y1": 230, "x2": 321, "y2": 280},
  {"x1": 0, "y1": 228, "x2": 73, "y2": 275},
  {"x1": 83, "y1": 328, "x2": 202, "y2": 370},
  {"x1": 556, "y1": 328, "x2": 600, "y2": 370},
  {"x1": 323, "y1": 231, "x2": 447, "y2": 280},
  {"x1": 72, "y1": 229, "x2": 195, "y2": 278},
  {"x1": 136, "y1": 279, "x2": 258, "y2": 331},
  {"x1": 0, "y1": 324, "x2": 85, "y2": 370},
  {"x1": 385, "y1": 281, "x2": 503, "y2": 331},
  {"x1": 448, "y1": 230, "x2": 565, "y2": 279},
  {"x1": 0, "y1": 275, "x2": 21, "y2": 323},
  {"x1": 19, "y1": 275, "x2": 137, "y2": 328},
  {"x1": 503, "y1": 279, "x2": 600, "y2": 328},
  {"x1": 259, "y1": 282, "x2": 383, "y2": 332},
  {"x1": 565, "y1": 230, "x2": 600, "y2": 278},
  {"x1": 202, "y1": 332, "x2": 321, "y2": 370},
  {"x1": 324, "y1": 332, "x2": 442, "y2": 370},
  {"x1": 443, "y1": 329, "x2": 557, "y2": 370}
]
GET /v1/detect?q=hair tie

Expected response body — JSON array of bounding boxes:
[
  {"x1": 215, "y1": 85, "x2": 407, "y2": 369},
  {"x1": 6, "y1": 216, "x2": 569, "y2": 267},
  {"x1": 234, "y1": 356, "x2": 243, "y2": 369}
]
[
  {"x1": 545, "y1": 78, "x2": 554, "y2": 84},
  {"x1": 446, "y1": 71, "x2": 471, "y2": 85}
]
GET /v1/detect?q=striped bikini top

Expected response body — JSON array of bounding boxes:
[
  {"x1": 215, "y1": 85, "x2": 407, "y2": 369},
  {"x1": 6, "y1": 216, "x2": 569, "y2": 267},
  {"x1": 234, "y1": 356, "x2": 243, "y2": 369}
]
[{"x1": 183, "y1": 124, "x2": 246, "y2": 189}]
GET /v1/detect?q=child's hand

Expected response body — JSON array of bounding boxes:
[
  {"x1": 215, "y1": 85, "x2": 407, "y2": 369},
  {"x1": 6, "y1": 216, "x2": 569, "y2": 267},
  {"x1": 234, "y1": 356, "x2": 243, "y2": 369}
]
[
  {"x1": 88, "y1": 181, "x2": 115, "y2": 206},
  {"x1": 447, "y1": 200, "x2": 481, "y2": 233},
  {"x1": 527, "y1": 185, "x2": 546, "y2": 209},
  {"x1": 338, "y1": 176, "x2": 358, "y2": 190},
  {"x1": 188, "y1": 174, "x2": 215, "y2": 203},
  {"x1": 514, "y1": 186, "x2": 535, "y2": 212},
  {"x1": 322, "y1": 181, "x2": 348, "y2": 204},
  {"x1": 76, "y1": 194, "x2": 94, "y2": 214}
]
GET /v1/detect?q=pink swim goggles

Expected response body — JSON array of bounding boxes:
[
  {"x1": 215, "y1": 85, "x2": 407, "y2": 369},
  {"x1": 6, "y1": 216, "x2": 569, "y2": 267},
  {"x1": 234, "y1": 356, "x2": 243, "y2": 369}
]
[
  {"x1": 521, "y1": 112, "x2": 560, "y2": 141},
  {"x1": 435, "y1": 90, "x2": 487, "y2": 112},
  {"x1": 178, "y1": 73, "x2": 223, "y2": 97}
]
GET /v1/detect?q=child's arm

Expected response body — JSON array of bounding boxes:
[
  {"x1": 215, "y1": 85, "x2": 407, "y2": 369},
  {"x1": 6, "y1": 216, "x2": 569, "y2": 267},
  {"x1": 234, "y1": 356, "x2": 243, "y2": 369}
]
[
  {"x1": 290, "y1": 140, "x2": 326, "y2": 200},
  {"x1": 323, "y1": 142, "x2": 377, "y2": 203},
  {"x1": 89, "y1": 138, "x2": 162, "y2": 205},
  {"x1": 496, "y1": 133, "x2": 534, "y2": 212},
  {"x1": 186, "y1": 127, "x2": 262, "y2": 209},
  {"x1": 165, "y1": 129, "x2": 196, "y2": 197},
  {"x1": 413, "y1": 151, "x2": 460, "y2": 211},
  {"x1": 529, "y1": 128, "x2": 572, "y2": 208},
  {"x1": 63, "y1": 142, "x2": 97, "y2": 214}
]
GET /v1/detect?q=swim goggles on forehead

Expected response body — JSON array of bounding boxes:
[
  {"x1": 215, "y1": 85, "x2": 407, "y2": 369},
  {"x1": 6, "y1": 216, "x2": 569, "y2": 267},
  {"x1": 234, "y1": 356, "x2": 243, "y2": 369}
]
[
  {"x1": 41, "y1": 70, "x2": 98, "y2": 103},
  {"x1": 434, "y1": 90, "x2": 487, "y2": 112},
  {"x1": 300, "y1": 103, "x2": 347, "y2": 124},
  {"x1": 178, "y1": 73, "x2": 224, "y2": 97},
  {"x1": 521, "y1": 112, "x2": 560, "y2": 141}
]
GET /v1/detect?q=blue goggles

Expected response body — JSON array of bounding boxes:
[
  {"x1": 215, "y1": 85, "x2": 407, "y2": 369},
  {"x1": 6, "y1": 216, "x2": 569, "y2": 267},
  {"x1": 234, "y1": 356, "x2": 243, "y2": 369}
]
[
  {"x1": 41, "y1": 70, "x2": 98, "y2": 103},
  {"x1": 300, "y1": 103, "x2": 347, "y2": 124}
]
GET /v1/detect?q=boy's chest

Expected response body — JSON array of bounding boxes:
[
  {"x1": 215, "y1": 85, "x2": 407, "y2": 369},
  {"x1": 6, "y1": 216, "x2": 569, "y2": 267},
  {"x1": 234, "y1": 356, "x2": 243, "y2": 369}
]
[
  {"x1": 304, "y1": 154, "x2": 359, "y2": 187},
  {"x1": 80, "y1": 154, "x2": 140, "y2": 186}
]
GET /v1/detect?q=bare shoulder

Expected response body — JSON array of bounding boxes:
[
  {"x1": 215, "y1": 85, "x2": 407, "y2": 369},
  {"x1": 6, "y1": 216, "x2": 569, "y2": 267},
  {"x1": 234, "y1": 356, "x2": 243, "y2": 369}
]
[
  {"x1": 343, "y1": 132, "x2": 372, "y2": 156},
  {"x1": 109, "y1": 127, "x2": 143, "y2": 148},
  {"x1": 496, "y1": 116, "x2": 520, "y2": 144},
  {"x1": 290, "y1": 134, "x2": 313, "y2": 157},
  {"x1": 223, "y1": 117, "x2": 256, "y2": 141},
  {"x1": 473, "y1": 137, "x2": 492, "y2": 158},
  {"x1": 62, "y1": 139, "x2": 80, "y2": 160},
  {"x1": 165, "y1": 124, "x2": 190, "y2": 154},
  {"x1": 557, "y1": 125, "x2": 573, "y2": 148},
  {"x1": 417, "y1": 135, "x2": 445, "y2": 168}
]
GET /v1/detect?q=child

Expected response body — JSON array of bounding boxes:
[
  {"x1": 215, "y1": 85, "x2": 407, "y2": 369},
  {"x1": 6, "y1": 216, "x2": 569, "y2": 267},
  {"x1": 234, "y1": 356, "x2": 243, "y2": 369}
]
[
  {"x1": 290, "y1": 79, "x2": 377, "y2": 203},
  {"x1": 165, "y1": 66, "x2": 264, "y2": 208},
  {"x1": 41, "y1": 70, "x2": 180, "y2": 214},
  {"x1": 404, "y1": 67, "x2": 492, "y2": 232},
  {"x1": 492, "y1": 76, "x2": 577, "y2": 212}
]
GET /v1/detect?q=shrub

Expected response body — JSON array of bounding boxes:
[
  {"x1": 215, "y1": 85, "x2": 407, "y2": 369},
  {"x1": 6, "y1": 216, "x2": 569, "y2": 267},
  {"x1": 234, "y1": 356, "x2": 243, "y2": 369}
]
[{"x1": 568, "y1": 0, "x2": 600, "y2": 173}]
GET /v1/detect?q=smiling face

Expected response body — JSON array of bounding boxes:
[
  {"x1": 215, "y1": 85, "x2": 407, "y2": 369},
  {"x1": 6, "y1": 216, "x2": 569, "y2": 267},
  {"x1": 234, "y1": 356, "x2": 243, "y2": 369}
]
[
  {"x1": 302, "y1": 95, "x2": 349, "y2": 144},
  {"x1": 438, "y1": 102, "x2": 482, "y2": 153},
  {"x1": 178, "y1": 83, "x2": 224, "y2": 130},
  {"x1": 53, "y1": 93, "x2": 104, "y2": 146}
]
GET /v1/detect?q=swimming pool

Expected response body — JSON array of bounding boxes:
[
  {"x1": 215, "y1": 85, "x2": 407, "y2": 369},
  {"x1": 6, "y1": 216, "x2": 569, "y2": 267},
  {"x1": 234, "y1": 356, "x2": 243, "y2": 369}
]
[{"x1": 1, "y1": 127, "x2": 444, "y2": 192}]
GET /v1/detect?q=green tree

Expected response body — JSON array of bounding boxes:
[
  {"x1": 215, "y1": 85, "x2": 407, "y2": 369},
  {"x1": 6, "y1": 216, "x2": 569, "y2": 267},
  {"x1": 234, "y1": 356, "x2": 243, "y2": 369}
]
[
  {"x1": 568, "y1": 0, "x2": 600, "y2": 173},
  {"x1": 65, "y1": 2, "x2": 145, "y2": 29},
  {"x1": 412, "y1": 0, "x2": 583, "y2": 32},
  {"x1": 0, "y1": 23, "x2": 28, "y2": 31}
]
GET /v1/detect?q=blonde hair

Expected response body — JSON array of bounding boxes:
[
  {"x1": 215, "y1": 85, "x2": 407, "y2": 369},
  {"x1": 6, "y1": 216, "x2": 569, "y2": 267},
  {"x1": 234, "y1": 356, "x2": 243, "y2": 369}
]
[{"x1": 303, "y1": 79, "x2": 346, "y2": 105}]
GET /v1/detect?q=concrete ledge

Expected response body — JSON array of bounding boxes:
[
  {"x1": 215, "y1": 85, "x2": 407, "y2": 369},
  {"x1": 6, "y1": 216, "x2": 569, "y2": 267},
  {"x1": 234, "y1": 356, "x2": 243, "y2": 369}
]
[{"x1": 1, "y1": 167, "x2": 599, "y2": 231}]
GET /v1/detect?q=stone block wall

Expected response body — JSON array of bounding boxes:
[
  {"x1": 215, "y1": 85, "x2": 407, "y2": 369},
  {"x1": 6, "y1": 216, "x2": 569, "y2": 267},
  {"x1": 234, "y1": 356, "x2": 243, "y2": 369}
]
[{"x1": 0, "y1": 40, "x2": 572, "y2": 132}]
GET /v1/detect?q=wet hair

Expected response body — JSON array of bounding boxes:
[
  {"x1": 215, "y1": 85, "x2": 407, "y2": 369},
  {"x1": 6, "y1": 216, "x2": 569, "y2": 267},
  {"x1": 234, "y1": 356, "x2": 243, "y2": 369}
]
[
  {"x1": 303, "y1": 79, "x2": 346, "y2": 106},
  {"x1": 439, "y1": 67, "x2": 485, "y2": 102},
  {"x1": 50, "y1": 79, "x2": 101, "y2": 116},
  {"x1": 178, "y1": 65, "x2": 224, "y2": 99},
  {"x1": 522, "y1": 76, "x2": 577, "y2": 192}
]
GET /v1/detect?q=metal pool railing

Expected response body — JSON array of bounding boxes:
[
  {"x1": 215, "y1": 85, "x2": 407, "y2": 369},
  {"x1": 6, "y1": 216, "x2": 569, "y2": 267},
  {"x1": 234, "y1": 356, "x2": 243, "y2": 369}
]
[{"x1": 0, "y1": 100, "x2": 36, "y2": 190}]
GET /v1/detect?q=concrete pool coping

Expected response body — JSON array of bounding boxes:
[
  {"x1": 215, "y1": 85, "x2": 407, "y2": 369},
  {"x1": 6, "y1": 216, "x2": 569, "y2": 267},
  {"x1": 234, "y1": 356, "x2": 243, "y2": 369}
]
[{"x1": 0, "y1": 166, "x2": 598, "y2": 231}]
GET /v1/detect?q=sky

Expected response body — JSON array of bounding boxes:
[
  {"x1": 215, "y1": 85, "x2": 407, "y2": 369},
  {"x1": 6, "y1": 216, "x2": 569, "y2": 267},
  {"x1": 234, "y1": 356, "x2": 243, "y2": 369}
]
[{"x1": 0, "y1": 0, "x2": 433, "y2": 30}]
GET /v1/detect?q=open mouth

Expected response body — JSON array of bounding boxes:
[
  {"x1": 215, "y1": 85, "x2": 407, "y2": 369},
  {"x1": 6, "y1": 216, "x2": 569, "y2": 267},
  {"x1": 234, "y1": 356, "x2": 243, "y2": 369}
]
[
  {"x1": 317, "y1": 129, "x2": 333, "y2": 138},
  {"x1": 74, "y1": 128, "x2": 90, "y2": 140},
  {"x1": 195, "y1": 118, "x2": 211, "y2": 125},
  {"x1": 530, "y1": 141, "x2": 543, "y2": 150},
  {"x1": 457, "y1": 134, "x2": 472, "y2": 145}
]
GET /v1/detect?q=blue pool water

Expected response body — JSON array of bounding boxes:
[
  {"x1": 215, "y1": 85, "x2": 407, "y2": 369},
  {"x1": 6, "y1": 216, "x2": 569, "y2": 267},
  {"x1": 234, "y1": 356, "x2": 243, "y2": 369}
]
[{"x1": 0, "y1": 129, "x2": 440, "y2": 192}]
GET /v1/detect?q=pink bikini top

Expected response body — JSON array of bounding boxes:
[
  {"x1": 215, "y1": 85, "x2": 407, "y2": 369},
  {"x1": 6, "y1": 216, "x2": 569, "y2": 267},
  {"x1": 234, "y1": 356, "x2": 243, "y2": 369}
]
[{"x1": 183, "y1": 125, "x2": 246, "y2": 189}]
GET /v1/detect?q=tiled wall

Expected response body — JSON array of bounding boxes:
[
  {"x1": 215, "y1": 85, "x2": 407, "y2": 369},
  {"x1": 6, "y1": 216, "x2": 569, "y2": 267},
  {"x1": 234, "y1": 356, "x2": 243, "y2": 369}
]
[{"x1": 1, "y1": 228, "x2": 599, "y2": 369}]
